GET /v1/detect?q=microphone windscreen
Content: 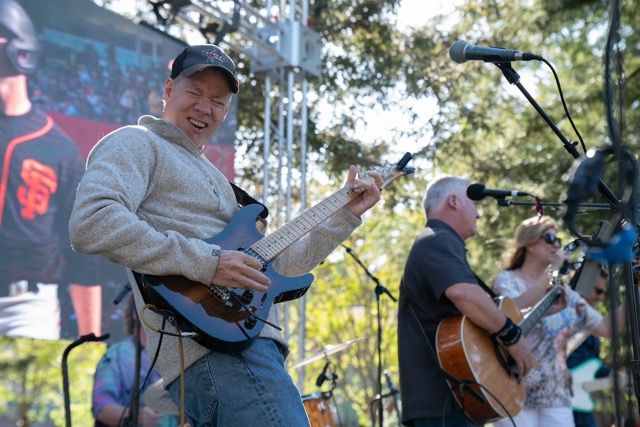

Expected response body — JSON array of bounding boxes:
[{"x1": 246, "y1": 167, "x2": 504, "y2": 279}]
[
  {"x1": 466, "y1": 183, "x2": 486, "y2": 201},
  {"x1": 449, "y1": 40, "x2": 468, "y2": 63}
]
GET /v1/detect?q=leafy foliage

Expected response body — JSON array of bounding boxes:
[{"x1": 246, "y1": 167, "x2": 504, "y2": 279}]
[{"x1": 0, "y1": 336, "x2": 105, "y2": 426}]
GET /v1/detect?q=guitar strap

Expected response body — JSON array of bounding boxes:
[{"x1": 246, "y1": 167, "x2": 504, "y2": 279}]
[
  {"x1": 473, "y1": 273, "x2": 498, "y2": 299},
  {"x1": 404, "y1": 293, "x2": 440, "y2": 364},
  {"x1": 228, "y1": 181, "x2": 269, "y2": 219}
]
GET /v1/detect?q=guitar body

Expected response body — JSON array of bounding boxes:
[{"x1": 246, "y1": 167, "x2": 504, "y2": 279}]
[
  {"x1": 436, "y1": 297, "x2": 525, "y2": 423},
  {"x1": 136, "y1": 204, "x2": 314, "y2": 352},
  {"x1": 570, "y1": 358, "x2": 603, "y2": 412}
]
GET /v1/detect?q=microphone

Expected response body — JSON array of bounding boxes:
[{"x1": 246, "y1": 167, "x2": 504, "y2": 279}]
[
  {"x1": 466, "y1": 183, "x2": 530, "y2": 201},
  {"x1": 316, "y1": 361, "x2": 330, "y2": 387},
  {"x1": 449, "y1": 40, "x2": 542, "y2": 64}
]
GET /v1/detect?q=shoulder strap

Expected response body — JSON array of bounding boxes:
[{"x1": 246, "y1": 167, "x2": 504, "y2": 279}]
[
  {"x1": 473, "y1": 272, "x2": 498, "y2": 299},
  {"x1": 228, "y1": 181, "x2": 269, "y2": 219}
]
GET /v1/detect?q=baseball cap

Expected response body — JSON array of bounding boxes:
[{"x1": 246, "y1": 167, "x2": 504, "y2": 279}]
[{"x1": 170, "y1": 44, "x2": 239, "y2": 94}]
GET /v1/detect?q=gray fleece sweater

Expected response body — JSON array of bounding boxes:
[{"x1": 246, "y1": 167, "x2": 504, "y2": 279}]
[{"x1": 69, "y1": 115, "x2": 362, "y2": 385}]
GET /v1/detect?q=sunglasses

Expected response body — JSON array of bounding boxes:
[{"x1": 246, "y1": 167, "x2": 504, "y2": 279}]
[
  {"x1": 594, "y1": 288, "x2": 606, "y2": 296},
  {"x1": 541, "y1": 233, "x2": 562, "y2": 246}
]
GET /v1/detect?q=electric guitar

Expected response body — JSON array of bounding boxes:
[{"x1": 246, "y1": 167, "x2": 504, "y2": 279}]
[
  {"x1": 435, "y1": 273, "x2": 563, "y2": 423},
  {"x1": 570, "y1": 358, "x2": 627, "y2": 412},
  {"x1": 135, "y1": 155, "x2": 414, "y2": 352}
]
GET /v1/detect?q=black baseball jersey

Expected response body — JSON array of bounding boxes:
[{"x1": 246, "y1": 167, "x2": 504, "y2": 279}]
[{"x1": 0, "y1": 108, "x2": 86, "y2": 285}]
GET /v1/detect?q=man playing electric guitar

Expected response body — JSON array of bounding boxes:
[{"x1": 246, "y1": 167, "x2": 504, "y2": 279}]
[{"x1": 70, "y1": 44, "x2": 386, "y2": 427}]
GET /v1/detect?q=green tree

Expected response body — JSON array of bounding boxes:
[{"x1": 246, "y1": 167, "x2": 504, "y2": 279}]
[
  {"x1": 402, "y1": 0, "x2": 639, "y2": 278},
  {"x1": 0, "y1": 336, "x2": 105, "y2": 426}
]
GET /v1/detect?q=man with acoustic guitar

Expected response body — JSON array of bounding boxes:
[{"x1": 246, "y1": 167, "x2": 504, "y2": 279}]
[
  {"x1": 397, "y1": 175, "x2": 536, "y2": 427},
  {"x1": 70, "y1": 44, "x2": 384, "y2": 426}
]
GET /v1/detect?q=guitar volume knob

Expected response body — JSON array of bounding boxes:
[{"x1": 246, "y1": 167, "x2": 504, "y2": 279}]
[
  {"x1": 244, "y1": 309, "x2": 258, "y2": 330},
  {"x1": 241, "y1": 290, "x2": 254, "y2": 304}
]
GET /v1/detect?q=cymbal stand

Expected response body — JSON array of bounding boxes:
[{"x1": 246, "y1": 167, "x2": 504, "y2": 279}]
[{"x1": 342, "y1": 245, "x2": 397, "y2": 427}]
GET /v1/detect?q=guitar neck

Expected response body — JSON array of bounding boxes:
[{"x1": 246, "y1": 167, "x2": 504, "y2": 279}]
[
  {"x1": 519, "y1": 284, "x2": 561, "y2": 336},
  {"x1": 583, "y1": 377, "x2": 613, "y2": 393},
  {"x1": 250, "y1": 186, "x2": 359, "y2": 261},
  {"x1": 246, "y1": 158, "x2": 415, "y2": 262}
]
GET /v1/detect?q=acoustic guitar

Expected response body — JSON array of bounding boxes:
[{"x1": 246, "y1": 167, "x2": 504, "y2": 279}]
[
  {"x1": 436, "y1": 273, "x2": 562, "y2": 423},
  {"x1": 134, "y1": 155, "x2": 414, "y2": 352}
]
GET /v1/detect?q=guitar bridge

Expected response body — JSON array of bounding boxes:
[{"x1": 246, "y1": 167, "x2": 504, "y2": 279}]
[{"x1": 203, "y1": 283, "x2": 231, "y2": 301}]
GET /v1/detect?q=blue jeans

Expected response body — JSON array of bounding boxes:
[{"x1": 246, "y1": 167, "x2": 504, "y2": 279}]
[{"x1": 167, "y1": 338, "x2": 310, "y2": 426}]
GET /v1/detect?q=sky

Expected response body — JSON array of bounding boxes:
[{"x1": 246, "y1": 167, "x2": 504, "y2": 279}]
[
  {"x1": 397, "y1": 0, "x2": 457, "y2": 27},
  {"x1": 321, "y1": 0, "x2": 461, "y2": 164}
]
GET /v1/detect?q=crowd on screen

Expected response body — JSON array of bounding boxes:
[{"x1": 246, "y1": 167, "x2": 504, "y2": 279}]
[{"x1": 30, "y1": 42, "x2": 167, "y2": 124}]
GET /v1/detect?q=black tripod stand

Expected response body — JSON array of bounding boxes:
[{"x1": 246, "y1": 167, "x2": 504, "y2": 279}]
[
  {"x1": 343, "y1": 245, "x2": 400, "y2": 427},
  {"x1": 62, "y1": 332, "x2": 110, "y2": 427}
]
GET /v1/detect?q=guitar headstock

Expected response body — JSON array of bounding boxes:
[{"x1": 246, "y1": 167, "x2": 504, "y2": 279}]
[{"x1": 360, "y1": 152, "x2": 415, "y2": 190}]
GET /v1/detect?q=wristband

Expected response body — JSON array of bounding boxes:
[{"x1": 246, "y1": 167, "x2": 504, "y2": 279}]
[{"x1": 491, "y1": 317, "x2": 522, "y2": 346}]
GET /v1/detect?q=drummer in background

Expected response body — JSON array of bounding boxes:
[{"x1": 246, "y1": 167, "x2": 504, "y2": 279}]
[{"x1": 91, "y1": 293, "x2": 181, "y2": 427}]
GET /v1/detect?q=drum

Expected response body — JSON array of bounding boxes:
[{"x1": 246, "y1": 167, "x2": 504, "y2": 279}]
[{"x1": 302, "y1": 392, "x2": 335, "y2": 427}]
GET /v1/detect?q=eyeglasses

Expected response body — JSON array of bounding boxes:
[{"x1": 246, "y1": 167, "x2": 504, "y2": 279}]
[
  {"x1": 594, "y1": 288, "x2": 606, "y2": 296},
  {"x1": 541, "y1": 233, "x2": 562, "y2": 246}
]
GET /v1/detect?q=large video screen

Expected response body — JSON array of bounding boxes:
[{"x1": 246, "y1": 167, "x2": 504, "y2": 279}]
[{"x1": 0, "y1": 0, "x2": 237, "y2": 342}]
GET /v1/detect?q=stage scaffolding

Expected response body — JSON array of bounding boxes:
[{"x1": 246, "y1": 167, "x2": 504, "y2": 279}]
[{"x1": 147, "y1": 0, "x2": 323, "y2": 390}]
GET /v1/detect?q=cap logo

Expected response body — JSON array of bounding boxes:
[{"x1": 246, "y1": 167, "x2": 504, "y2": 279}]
[{"x1": 202, "y1": 49, "x2": 228, "y2": 65}]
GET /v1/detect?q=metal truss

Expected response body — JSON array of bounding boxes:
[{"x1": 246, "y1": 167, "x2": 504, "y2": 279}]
[{"x1": 147, "y1": 0, "x2": 322, "y2": 391}]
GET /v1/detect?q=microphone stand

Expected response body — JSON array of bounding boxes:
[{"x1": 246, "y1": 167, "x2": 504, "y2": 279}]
[
  {"x1": 62, "y1": 333, "x2": 110, "y2": 427},
  {"x1": 343, "y1": 245, "x2": 397, "y2": 427},
  {"x1": 129, "y1": 309, "x2": 142, "y2": 427},
  {"x1": 383, "y1": 369, "x2": 401, "y2": 426},
  {"x1": 492, "y1": 199, "x2": 612, "y2": 209},
  {"x1": 494, "y1": 60, "x2": 640, "y2": 421},
  {"x1": 494, "y1": 62, "x2": 625, "y2": 217}
]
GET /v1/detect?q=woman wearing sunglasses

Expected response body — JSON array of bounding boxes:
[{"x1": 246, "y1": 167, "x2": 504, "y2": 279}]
[{"x1": 491, "y1": 216, "x2": 625, "y2": 427}]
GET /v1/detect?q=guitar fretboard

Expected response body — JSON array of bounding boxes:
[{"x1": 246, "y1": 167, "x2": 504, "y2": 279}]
[
  {"x1": 250, "y1": 185, "x2": 363, "y2": 261},
  {"x1": 519, "y1": 284, "x2": 562, "y2": 336},
  {"x1": 583, "y1": 377, "x2": 613, "y2": 393},
  {"x1": 245, "y1": 162, "x2": 413, "y2": 263}
]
